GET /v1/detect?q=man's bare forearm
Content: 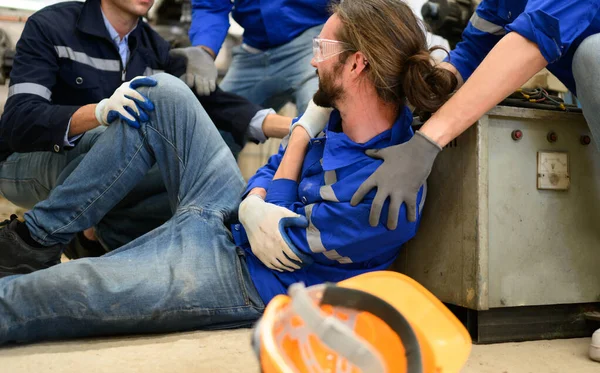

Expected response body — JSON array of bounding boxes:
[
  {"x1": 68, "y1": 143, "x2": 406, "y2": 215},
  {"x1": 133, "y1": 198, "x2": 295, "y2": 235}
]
[
  {"x1": 69, "y1": 104, "x2": 101, "y2": 136},
  {"x1": 421, "y1": 32, "x2": 548, "y2": 147},
  {"x1": 273, "y1": 127, "x2": 310, "y2": 182},
  {"x1": 262, "y1": 114, "x2": 293, "y2": 139}
]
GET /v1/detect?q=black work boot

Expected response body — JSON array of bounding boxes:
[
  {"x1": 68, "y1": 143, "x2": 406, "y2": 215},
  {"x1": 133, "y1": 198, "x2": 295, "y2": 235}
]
[{"x1": 0, "y1": 215, "x2": 63, "y2": 278}]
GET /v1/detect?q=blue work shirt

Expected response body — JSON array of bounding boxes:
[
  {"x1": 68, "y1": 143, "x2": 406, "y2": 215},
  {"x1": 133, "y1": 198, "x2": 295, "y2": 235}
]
[
  {"x1": 447, "y1": 0, "x2": 600, "y2": 94},
  {"x1": 189, "y1": 0, "x2": 329, "y2": 54},
  {"x1": 231, "y1": 106, "x2": 426, "y2": 304}
]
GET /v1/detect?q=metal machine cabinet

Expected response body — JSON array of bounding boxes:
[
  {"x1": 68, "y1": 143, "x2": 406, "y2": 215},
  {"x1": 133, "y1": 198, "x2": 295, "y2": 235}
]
[{"x1": 393, "y1": 106, "x2": 600, "y2": 341}]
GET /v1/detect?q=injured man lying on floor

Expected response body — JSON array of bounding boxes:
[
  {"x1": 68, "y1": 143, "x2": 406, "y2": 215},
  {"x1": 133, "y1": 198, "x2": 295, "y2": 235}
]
[{"x1": 0, "y1": 0, "x2": 456, "y2": 344}]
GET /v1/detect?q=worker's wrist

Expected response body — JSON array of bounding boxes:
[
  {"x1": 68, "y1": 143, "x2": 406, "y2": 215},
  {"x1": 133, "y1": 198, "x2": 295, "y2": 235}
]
[
  {"x1": 419, "y1": 117, "x2": 451, "y2": 148},
  {"x1": 247, "y1": 188, "x2": 266, "y2": 200},
  {"x1": 198, "y1": 45, "x2": 216, "y2": 59},
  {"x1": 94, "y1": 100, "x2": 107, "y2": 126}
]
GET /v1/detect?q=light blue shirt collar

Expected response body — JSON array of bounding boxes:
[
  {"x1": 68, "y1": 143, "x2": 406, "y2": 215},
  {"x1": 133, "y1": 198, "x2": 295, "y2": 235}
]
[
  {"x1": 101, "y1": 9, "x2": 137, "y2": 67},
  {"x1": 101, "y1": 9, "x2": 136, "y2": 43}
]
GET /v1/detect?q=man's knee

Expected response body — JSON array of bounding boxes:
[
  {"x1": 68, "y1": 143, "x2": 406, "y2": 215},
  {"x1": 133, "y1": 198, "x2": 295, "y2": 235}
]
[
  {"x1": 573, "y1": 34, "x2": 600, "y2": 83},
  {"x1": 143, "y1": 73, "x2": 196, "y2": 104}
]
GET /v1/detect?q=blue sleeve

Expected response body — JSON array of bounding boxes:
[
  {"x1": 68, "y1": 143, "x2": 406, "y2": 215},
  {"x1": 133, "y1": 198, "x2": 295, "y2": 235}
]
[
  {"x1": 264, "y1": 165, "x2": 425, "y2": 266},
  {"x1": 505, "y1": 0, "x2": 600, "y2": 63},
  {"x1": 279, "y1": 186, "x2": 424, "y2": 266},
  {"x1": 0, "y1": 15, "x2": 79, "y2": 154},
  {"x1": 244, "y1": 143, "x2": 286, "y2": 195},
  {"x1": 446, "y1": 0, "x2": 506, "y2": 82},
  {"x1": 189, "y1": 0, "x2": 233, "y2": 55}
]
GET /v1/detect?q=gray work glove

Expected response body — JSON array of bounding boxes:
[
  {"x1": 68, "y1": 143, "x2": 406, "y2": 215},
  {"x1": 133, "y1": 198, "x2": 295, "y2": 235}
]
[
  {"x1": 169, "y1": 46, "x2": 217, "y2": 96},
  {"x1": 351, "y1": 131, "x2": 441, "y2": 229}
]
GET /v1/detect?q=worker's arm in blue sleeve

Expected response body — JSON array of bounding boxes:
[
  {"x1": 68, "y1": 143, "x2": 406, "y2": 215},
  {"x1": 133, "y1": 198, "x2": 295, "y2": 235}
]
[
  {"x1": 445, "y1": 0, "x2": 508, "y2": 82},
  {"x1": 505, "y1": 0, "x2": 600, "y2": 64},
  {"x1": 0, "y1": 15, "x2": 81, "y2": 154},
  {"x1": 244, "y1": 144, "x2": 286, "y2": 194},
  {"x1": 265, "y1": 173, "x2": 423, "y2": 266},
  {"x1": 189, "y1": 0, "x2": 233, "y2": 56}
]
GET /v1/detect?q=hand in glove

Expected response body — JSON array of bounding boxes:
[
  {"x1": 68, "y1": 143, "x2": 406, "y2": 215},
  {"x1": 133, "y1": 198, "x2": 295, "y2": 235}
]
[
  {"x1": 239, "y1": 194, "x2": 308, "y2": 272},
  {"x1": 95, "y1": 76, "x2": 157, "y2": 129},
  {"x1": 289, "y1": 99, "x2": 333, "y2": 138},
  {"x1": 169, "y1": 47, "x2": 218, "y2": 96},
  {"x1": 351, "y1": 131, "x2": 441, "y2": 229}
]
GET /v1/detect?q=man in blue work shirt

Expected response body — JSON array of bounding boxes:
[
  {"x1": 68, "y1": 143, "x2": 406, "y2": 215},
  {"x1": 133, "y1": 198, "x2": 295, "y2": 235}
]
[
  {"x1": 172, "y1": 0, "x2": 329, "y2": 119},
  {"x1": 346, "y1": 0, "x2": 600, "y2": 361},
  {"x1": 0, "y1": 0, "x2": 290, "y2": 256},
  {"x1": 0, "y1": 0, "x2": 456, "y2": 344}
]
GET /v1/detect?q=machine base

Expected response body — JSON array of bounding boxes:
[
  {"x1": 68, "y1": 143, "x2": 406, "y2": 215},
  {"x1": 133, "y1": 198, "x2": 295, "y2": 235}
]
[{"x1": 447, "y1": 303, "x2": 600, "y2": 344}]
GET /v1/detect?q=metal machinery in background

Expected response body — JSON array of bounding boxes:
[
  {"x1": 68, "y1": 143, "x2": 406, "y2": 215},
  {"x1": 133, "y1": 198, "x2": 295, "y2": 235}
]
[
  {"x1": 405, "y1": 0, "x2": 600, "y2": 344},
  {"x1": 421, "y1": 0, "x2": 477, "y2": 48},
  {"x1": 149, "y1": 0, "x2": 192, "y2": 48},
  {"x1": 394, "y1": 106, "x2": 600, "y2": 343}
]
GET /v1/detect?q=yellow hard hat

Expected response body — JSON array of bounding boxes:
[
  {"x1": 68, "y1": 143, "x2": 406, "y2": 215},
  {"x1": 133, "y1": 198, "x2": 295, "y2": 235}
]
[{"x1": 252, "y1": 271, "x2": 471, "y2": 373}]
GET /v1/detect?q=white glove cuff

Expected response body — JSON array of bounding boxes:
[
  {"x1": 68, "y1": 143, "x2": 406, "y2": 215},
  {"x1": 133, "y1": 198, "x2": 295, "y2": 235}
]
[
  {"x1": 95, "y1": 99, "x2": 108, "y2": 126},
  {"x1": 245, "y1": 193, "x2": 265, "y2": 202},
  {"x1": 290, "y1": 99, "x2": 333, "y2": 138}
]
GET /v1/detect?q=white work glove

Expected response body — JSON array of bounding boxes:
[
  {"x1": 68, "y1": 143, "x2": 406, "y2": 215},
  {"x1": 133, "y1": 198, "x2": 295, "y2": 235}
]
[
  {"x1": 239, "y1": 194, "x2": 308, "y2": 272},
  {"x1": 95, "y1": 76, "x2": 157, "y2": 129},
  {"x1": 290, "y1": 99, "x2": 333, "y2": 138},
  {"x1": 169, "y1": 46, "x2": 218, "y2": 96}
]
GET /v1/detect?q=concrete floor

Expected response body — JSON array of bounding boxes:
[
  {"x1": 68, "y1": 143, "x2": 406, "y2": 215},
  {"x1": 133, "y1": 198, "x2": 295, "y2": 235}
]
[{"x1": 0, "y1": 330, "x2": 597, "y2": 373}]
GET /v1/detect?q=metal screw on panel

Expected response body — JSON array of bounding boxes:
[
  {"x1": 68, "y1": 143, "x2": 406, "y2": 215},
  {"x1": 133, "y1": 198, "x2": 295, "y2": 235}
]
[
  {"x1": 547, "y1": 131, "x2": 558, "y2": 143},
  {"x1": 511, "y1": 129, "x2": 523, "y2": 141},
  {"x1": 581, "y1": 135, "x2": 592, "y2": 145}
]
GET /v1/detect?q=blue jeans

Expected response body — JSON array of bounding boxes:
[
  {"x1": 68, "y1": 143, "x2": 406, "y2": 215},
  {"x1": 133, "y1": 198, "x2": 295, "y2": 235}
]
[
  {"x1": 0, "y1": 128, "x2": 171, "y2": 250},
  {"x1": 0, "y1": 74, "x2": 264, "y2": 344},
  {"x1": 573, "y1": 33, "x2": 600, "y2": 151},
  {"x1": 220, "y1": 24, "x2": 322, "y2": 114}
]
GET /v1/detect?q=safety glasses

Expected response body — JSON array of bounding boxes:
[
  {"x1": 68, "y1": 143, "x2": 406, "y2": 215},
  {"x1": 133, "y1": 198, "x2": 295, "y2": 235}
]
[{"x1": 312, "y1": 37, "x2": 354, "y2": 62}]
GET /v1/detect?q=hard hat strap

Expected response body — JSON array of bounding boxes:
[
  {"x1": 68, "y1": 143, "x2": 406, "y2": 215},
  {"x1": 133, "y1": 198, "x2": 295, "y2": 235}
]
[{"x1": 289, "y1": 283, "x2": 424, "y2": 373}]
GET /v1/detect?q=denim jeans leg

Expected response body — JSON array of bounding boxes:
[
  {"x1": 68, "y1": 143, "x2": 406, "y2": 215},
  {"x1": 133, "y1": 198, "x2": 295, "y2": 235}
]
[
  {"x1": 219, "y1": 45, "x2": 271, "y2": 103},
  {"x1": 0, "y1": 73, "x2": 262, "y2": 344},
  {"x1": 25, "y1": 73, "x2": 244, "y2": 245},
  {"x1": 0, "y1": 125, "x2": 169, "y2": 250},
  {"x1": 0, "y1": 209, "x2": 264, "y2": 344},
  {"x1": 94, "y1": 166, "x2": 171, "y2": 250},
  {"x1": 0, "y1": 127, "x2": 106, "y2": 208},
  {"x1": 573, "y1": 33, "x2": 600, "y2": 151}
]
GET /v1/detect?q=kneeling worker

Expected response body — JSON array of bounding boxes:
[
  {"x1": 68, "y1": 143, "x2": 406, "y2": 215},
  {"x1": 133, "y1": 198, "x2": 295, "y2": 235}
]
[{"x1": 0, "y1": 0, "x2": 290, "y2": 255}]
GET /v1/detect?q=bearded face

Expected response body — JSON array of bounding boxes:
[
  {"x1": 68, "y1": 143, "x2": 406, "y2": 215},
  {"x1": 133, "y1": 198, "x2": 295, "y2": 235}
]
[{"x1": 312, "y1": 63, "x2": 346, "y2": 109}]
